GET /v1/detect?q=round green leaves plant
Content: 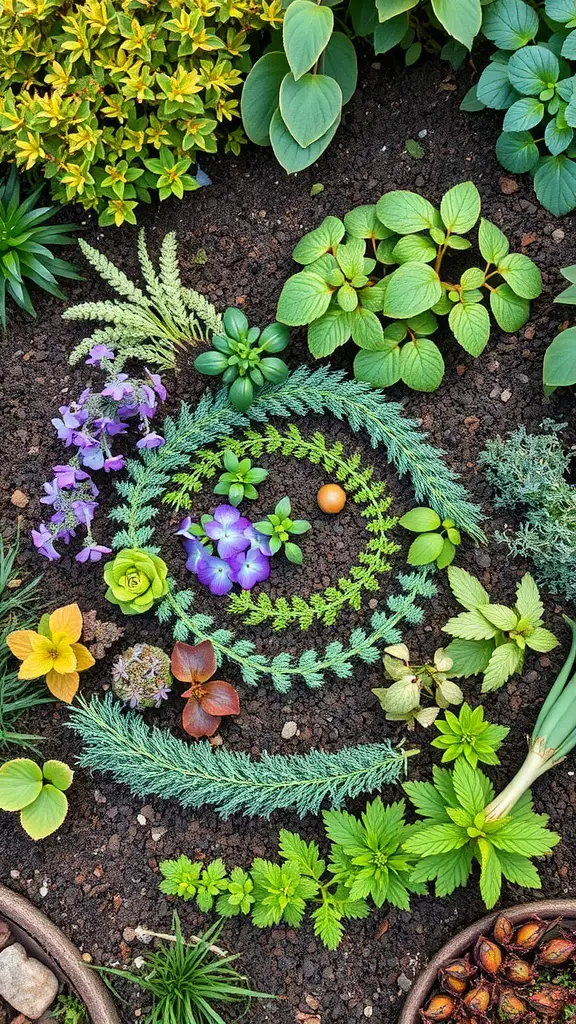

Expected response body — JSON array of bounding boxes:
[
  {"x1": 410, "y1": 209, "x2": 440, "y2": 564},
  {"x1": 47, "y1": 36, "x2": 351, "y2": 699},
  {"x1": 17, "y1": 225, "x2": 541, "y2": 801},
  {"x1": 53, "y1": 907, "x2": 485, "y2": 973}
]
[
  {"x1": 0, "y1": 758, "x2": 73, "y2": 840},
  {"x1": 214, "y1": 452, "x2": 268, "y2": 506},
  {"x1": 104, "y1": 548, "x2": 169, "y2": 616},
  {"x1": 399, "y1": 506, "x2": 462, "y2": 569},
  {"x1": 276, "y1": 182, "x2": 542, "y2": 392},
  {"x1": 194, "y1": 307, "x2": 289, "y2": 411},
  {"x1": 255, "y1": 496, "x2": 311, "y2": 564}
]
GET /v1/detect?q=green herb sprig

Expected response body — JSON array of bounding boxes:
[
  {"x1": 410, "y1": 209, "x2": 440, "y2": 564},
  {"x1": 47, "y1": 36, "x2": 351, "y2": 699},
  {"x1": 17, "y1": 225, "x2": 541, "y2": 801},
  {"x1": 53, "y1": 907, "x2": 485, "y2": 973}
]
[
  {"x1": 400, "y1": 506, "x2": 462, "y2": 568},
  {"x1": 213, "y1": 451, "x2": 268, "y2": 506},
  {"x1": 431, "y1": 703, "x2": 510, "y2": 768},
  {"x1": 255, "y1": 496, "x2": 311, "y2": 564}
]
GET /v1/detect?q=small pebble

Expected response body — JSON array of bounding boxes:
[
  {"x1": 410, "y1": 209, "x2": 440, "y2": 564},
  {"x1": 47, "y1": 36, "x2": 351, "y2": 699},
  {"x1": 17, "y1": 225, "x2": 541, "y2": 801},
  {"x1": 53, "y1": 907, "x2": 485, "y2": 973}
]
[
  {"x1": 137, "y1": 814, "x2": 147, "y2": 826},
  {"x1": 281, "y1": 721, "x2": 298, "y2": 740},
  {"x1": 552, "y1": 228, "x2": 565, "y2": 243},
  {"x1": 500, "y1": 389, "x2": 512, "y2": 403}
]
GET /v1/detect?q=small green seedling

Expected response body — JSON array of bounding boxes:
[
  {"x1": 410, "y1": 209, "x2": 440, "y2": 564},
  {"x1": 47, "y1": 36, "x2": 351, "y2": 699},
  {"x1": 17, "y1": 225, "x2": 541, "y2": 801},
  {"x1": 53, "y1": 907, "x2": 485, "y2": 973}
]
[
  {"x1": 254, "y1": 496, "x2": 311, "y2": 564},
  {"x1": 399, "y1": 506, "x2": 461, "y2": 568},
  {"x1": 214, "y1": 452, "x2": 268, "y2": 506},
  {"x1": 0, "y1": 758, "x2": 73, "y2": 840}
]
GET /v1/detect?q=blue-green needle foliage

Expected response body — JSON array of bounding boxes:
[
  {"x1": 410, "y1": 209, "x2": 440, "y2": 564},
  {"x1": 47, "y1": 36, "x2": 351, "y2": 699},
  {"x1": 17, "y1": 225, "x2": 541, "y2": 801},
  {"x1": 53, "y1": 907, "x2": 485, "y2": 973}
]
[
  {"x1": 67, "y1": 695, "x2": 411, "y2": 819},
  {"x1": 479, "y1": 424, "x2": 576, "y2": 602}
]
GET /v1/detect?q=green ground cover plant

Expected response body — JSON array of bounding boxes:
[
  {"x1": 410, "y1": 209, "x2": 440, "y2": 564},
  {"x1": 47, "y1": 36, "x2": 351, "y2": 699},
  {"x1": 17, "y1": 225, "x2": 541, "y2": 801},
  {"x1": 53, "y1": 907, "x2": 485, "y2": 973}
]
[
  {"x1": 544, "y1": 263, "x2": 576, "y2": 393},
  {"x1": 431, "y1": 703, "x2": 509, "y2": 768},
  {"x1": 479, "y1": 424, "x2": 576, "y2": 603},
  {"x1": 372, "y1": 642, "x2": 463, "y2": 730},
  {"x1": 442, "y1": 567, "x2": 559, "y2": 693},
  {"x1": 463, "y1": 0, "x2": 576, "y2": 215},
  {"x1": 0, "y1": 0, "x2": 279, "y2": 226},
  {"x1": 0, "y1": 757, "x2": 73, "y2": 839},
  {"x1": 399, "y1": 506, "x2": 462, "y2": 568},
  {"x1": 277, "y1": 183, "x2": 541, "y2": 391}
]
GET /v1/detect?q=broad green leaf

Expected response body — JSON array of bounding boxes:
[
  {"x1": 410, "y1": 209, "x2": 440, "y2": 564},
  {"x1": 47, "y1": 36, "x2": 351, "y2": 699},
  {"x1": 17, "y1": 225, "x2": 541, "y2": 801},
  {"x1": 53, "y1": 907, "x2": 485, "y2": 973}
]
[
  {"x1": 460, "y1": 267, "x2": 485, "y2": 289},
  {"x1": 382, "y1": 263, "x2": 442, "y2": 319},
  {"x1": 498, "y1": 253, "x2": 542, "y2": 299},
  {"x1": 460, "y1": 84, "x2": 487, "y2": 112},
  {"x1": 543, "y1": 327, "x2": 576, "y2": 388},
  {"x1": 280, "y1": 73, "x2": 341, "y2": 148},
  {"x1": 283, "y1": 0, "x2": 334, "y2": 80},
  {"x1": 515, "y1": 573, "x2": 544, "y2": 623},
  {"x1": 478, "y1": 838, "x2": 502, "y2": 909},
  {"x1": 482, "y1": 0, "x2": 539, "y2": 51},
  {"x1": 431, "y1": 0, "x2": 481, "y2": 49},
  {"x1": 375, "y1": 0, "x2": 417, "y2": 21},
  {"x1": 448, "y1": 566, "x2": 490, "y2": 609},
  {"x1": 545, "y1": 117, "x2": 573, "y2": 155},
  {"x1": 337, "y1": 282, "x2": 358, "y2": 312},
  {"x1": 42, "y1": 760, "x2": 73, "y2": 792},
  {"x1": 496, "y1": 130, "x2": 540, "y2": 172},
  {"x1": 403, "y1": 822, "x2": 469, "y2": 856},
  {"x1": 20, "y1": 785, "x2": 68, "y2": 840},
  {"x1": 546, "y1": 0, "x2": 576, "y2": 25},
  {"x1": 373, "y1": 13, "x2": 409, "y2": 53},
  {"x1": 376, "y1": 191, "x2": 439, "y2": 234},
  {"x1": 480, "y1": 603, "x2": 518, "y2": 631},
  {"x1": 376, "y1": 236, "x2": 400, "y2": 264},
  {"x1": 453, "y1": 759, "x2": 487, "y2": 816},
  {"x1": 525, "y1": 627, "x2": 559, "y2": 653},
  {"x1": 407, "y1": 532, "x2": 445, "y2": 565},
  {"x1": 490, "y1": 283, "x2": 529, "y2": 332},
  {"x1": 477, "y1": 60, "x2": 519, "y2": 109},
  {"x1": 503, "y1": 96, "x2": 544, "y2": 131},
  {"x1": 508, "y1": 45, "x2": 560, "y2": 96},
  {"x1": 277, "y1": 270, "x2": 333, "y2": 325},
  {"x1": 482, "y1": 642, "x2": 523, "y2": 692},
  {"x1": 490, "y1": 817, "x2": 560, "y2": 857},
  {"x1": 534, "y1": 154, "x2": 576, "y2": 215},
  {"x1": 478, "y1": 218, "x2": 509, "y2": 264},
  {"x1": 349, "y1": 0, "x2": 378, "y2": 36},
  {"x1": 449, "y1": 301, "x2": 491, "y2": 356},
  {"x1": 440, "y1": 182, "x2": 481, "y2": 234},
  {"x1": 399, "y1": 507, "x2": 441, "y2": 532},
  {"x1": 350, "y1": 307, "x2": 384, "y2": 348},
  {"x1": 270, "y1": 107, "x2": 340, "y2": 173},
  {"x1": 400, "y1": 338, "x2": 445, "y2": 391},
  {"x1": 443, "y1": 610, "x2": 499, "y2": 641},
  {"x1": 358, "y1": 278, "x2": 388, "y2": 311},
  {"x1": 562, "y1": 29, "x2": 576, "y2": 57},
  {"x1": 392, "y1": 234, "x2": 437, "y2": 264},
  {"x1": 0, "y1": 759, "x2": 43, "y2": 811},
  {"x1": 323, "y1": 32, "x2": 358, "y2": 105},
  {"x1": 336, "y1": 237, "x2": 365, "y2": 278},
  {"x1": 241, "y1": 52, "x2": 290, "y2": 146},
  {"x1": 407, "y1": 310, "x2": 438, "y2": 335},
  {"x1": 293, "y1": 215, "x2": 345, "y2": 264},
  {"x1": 308, "y1": 307, "x2": 351, "y2": 356},
  {"x1": 436, "y1": 537, "x2": 456, "y2": 569},
  {"x1": 403, "y1": 779, "x2": 450, "y2": 820},
  {"x1": 353, "y1": 345, "x2": 401, "y2": 387},
  {"x1": 496, "y1": 850, "x2": 542, "y2": 889},
  {"x1": 344, "y1": 205, "x2": 389, "y2": 240},
  {"x1": 445, "y1": 639, "x2": 495, "y2": 678}
]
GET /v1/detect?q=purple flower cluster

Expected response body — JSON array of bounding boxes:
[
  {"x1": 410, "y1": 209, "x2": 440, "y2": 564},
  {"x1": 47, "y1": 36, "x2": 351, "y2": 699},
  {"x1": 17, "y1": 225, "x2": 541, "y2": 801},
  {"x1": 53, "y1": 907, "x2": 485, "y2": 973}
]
[
  {"x1": 177, "y1": 505, "x2": 273, "y2": 596},
  {"x1": 32, "y1": 346, "x2": 166, "y2": 562}
]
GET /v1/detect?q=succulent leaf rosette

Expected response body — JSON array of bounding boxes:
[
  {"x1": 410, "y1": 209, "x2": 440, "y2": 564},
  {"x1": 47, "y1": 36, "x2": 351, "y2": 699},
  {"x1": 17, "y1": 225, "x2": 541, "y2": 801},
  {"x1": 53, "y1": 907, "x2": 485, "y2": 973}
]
[{"x1": 104, "y1": 548, "x2": 169, "y2": 616}]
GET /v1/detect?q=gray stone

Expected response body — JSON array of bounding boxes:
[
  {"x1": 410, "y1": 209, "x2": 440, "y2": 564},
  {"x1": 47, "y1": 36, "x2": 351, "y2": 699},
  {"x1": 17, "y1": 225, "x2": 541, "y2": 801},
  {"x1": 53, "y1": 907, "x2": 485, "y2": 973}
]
[
  {"x1": 0, "y1": 944, "x2": 58, "y2": 1020},
  {"x1": 281, "y1": 721, "x2": 298, "y2": 740}
]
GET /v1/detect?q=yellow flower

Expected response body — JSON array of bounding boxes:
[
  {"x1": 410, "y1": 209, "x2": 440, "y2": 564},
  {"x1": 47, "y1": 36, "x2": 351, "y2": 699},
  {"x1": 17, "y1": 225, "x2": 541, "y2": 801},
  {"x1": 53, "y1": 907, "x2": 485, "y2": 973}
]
[{"x1": 7, "y1": 603, "x2": 95, "y2": 703}]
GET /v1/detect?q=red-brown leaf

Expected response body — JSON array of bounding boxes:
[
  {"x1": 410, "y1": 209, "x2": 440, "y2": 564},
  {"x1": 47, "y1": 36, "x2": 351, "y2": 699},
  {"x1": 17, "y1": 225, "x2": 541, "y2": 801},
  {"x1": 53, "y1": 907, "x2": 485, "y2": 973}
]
[
  {"x1": 201, "y1": 679, "x2": 240, "y2": 718},
  {"x1": 171, "y1": 640, "x2": 216, "y2": 684},
  {"x1": 182, "y1": 698, "x2": 220, "y2": 739}
]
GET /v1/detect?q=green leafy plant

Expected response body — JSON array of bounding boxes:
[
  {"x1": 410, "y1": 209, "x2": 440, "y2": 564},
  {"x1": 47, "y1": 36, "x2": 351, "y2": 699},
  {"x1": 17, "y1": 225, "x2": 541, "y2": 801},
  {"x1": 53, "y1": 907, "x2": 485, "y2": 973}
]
[
  {"x1": 479, "y1": 424, "x2": 576, "y2": 603},
  {"x1": 372, "y1": 642, "x2": 463, "y2": 730},
  {"x1": 159, "y1": 856, "x2": 230, "y2": 911},
  {"x1": 403, "y1": 758, "x2": 560, "y2": 909},
  {"x1": 255, "y1": 496, "x2": 311, "y2": 564},
  {"x1": 276, "y1": 183, "x2": 542, "y2": 391},
  {"x1": 431, "y1": 703, "x2": 510, "y2": 768},
  {"x1": 65, "y1": 232, "x2": 222, "y2": 372},
  {"x1": 399, "y1": 506, "x2": 461, "y2": 568},
  {"x1": 50, "y1": 994, "x2": 88, "y2": 1024},
  {"x1": 213, "y1": 451, "x2": 268, "y2": 506},
  {"x1": 0, "y1": 0, "x2": 280, "y2": 225},
  {"x1": 443, "y1": 567, "x2": 559, "y2": 693},
  {"x1": 543, "y1": 264, "x2": 576, "y2": 393},
  {"x1": 104, "y1": 548, "x2": 169, "y2": 616},
  {"x1": 194, "y1": 307, "x2": 289, "y2": 411},
  {"x1": 464, "y1": 0, "x2": 576, "y2": 216},
  {"x1": 0, "y1": 757, "x2": 73, "y2": 840},
  {"x1": 96, "y1": 914, "x2": 272, "y2": 1024},
  {"x1": 0, "y1": 167, "x2": 80, "y2": 331}
]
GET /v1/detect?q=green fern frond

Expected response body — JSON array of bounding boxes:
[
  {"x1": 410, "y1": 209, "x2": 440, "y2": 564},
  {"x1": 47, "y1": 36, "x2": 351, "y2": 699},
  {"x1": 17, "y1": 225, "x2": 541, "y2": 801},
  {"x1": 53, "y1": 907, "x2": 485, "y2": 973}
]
[{"x1": 67, "y1": 695, "x2": 410, "y2": 819}]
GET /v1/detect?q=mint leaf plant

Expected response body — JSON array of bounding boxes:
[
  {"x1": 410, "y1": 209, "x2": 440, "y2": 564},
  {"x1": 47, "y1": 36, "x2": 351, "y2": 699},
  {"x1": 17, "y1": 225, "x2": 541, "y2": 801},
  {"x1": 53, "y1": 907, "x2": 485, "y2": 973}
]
[
  {"x1": 403, "y1": 759, "x2": 560, "y2": 909},
  {"x1": 254, "y1": 496, "x2": 311, "y2": 564},
  {"x1": 463, "y1": 0, "x2": 576, "y2": 215},
  {"x1": 276, "y1": 182, "x2": 542, "y2": 391},
  {"x1": 194, "y1": 307, "x2": 290, "y2": 411},
  {"x1": 431, "y1": 703, "x2": 510, "y2": 768},
  {"x1": 399, "y1": 506, "x2": 461, "y2": 569},
  {"x1": 442, "y1": 568, "x2": 559, "y2": 693},
  {"x1": 214, "y1": 452, "x2": 268, "y2": 507},
  {"x1": 372, "y1": 643, "x2": 463, "y2": 731}
]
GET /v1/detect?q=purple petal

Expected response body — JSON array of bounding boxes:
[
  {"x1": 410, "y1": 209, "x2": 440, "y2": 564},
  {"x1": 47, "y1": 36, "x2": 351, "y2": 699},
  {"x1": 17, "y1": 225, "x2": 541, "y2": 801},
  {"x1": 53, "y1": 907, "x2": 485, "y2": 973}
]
[
  {"x1": 229, "y1": 548, "x2": 271, "y2": 589},
  {"x1": 213, "y1": 504, "x2": 243, "y2": 527},
  {"x1": 104, "y1": 455, "x2": 125, "y2": 472},
  {"x1": 136, "y1": 432, "x2": 165, "y2": 449},
  {"x1": 196, "y1": 555, "x2": 234, "y2": 596}
]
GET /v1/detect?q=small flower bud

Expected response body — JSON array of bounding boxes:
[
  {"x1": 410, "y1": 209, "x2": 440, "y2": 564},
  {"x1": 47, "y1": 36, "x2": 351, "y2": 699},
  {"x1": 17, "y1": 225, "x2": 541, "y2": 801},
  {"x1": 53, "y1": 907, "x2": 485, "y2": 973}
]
[
  {"x1": 513, "y1": 918, "x2": 550, "y2": 951},
  {"x1": 503, "y1": 958, "x2": 536, "y2": 986},
  {"x1": 420, "y1": 994, "x2": 456, "y2": 1021},
  {"x1": 463, "y1": 982, "x2": 492, "y2": 1014},
  {"x1": 474, "y1": 936, "x2": 503, "y2": 975},
  {"x1": 498, "y1": 988, "x2": 529, "y2": 1021},
  {"x1": 536, "y1": 936, "x2": 576, "y2": 966},
  {"x1": 438, "y1": 956, "x2": 476, "y2": 995},
  {"x1": 493, "y1": 914, "x2": 514, "y2": 946}
]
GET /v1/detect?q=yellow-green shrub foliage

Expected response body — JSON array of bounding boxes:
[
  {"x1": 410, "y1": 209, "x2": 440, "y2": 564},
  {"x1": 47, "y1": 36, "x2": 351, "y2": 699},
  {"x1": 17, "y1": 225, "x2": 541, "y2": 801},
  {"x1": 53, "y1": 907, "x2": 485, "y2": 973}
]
[{"x1": 0, "y1": 0, "x2": 282, "y2": 226}]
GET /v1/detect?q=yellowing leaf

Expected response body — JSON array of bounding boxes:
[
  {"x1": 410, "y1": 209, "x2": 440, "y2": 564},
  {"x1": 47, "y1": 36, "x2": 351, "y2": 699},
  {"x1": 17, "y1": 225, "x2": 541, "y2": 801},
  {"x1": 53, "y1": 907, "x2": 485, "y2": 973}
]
[
  {"x1": 71, "y1": 642, "x2": 96, "y2": 672},
  {"x1": 45, "y1": 669, "x2": 80, "y2": 703}
]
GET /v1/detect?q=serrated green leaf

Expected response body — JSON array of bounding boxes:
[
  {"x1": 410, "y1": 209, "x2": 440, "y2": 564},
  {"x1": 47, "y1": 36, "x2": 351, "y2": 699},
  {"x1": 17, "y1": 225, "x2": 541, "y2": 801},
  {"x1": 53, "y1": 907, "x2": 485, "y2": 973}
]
[
  {"x1": 479, "y1": 218, "x2": 510, "y2": 264},
  {"x1": 482, "y1": 0, "x2": 539, "y2": 51},
  {"x1": 515, "y1": 573, "x2": 543, "y2": 623},
  {"x1": 382, "y1": 262, "x2": 442, "y2": 319},
  {"x1": 497, "y1": 253, "x2": 542, "y2": 299},
  {"x1": 482, "y1": 642, "x2": 523, "y2": 692},
  {"x1": 447, "y1": 566, "x2": 491, "y2": 610},
  {"x1": 443, "y1": 610, "x2": 499, "y2": 641},
  {"x1": 376, "y1": 190, "x2": 439, "y2": 233},
  {"x1": 449, "y1": 301, "x2": 491, "y2": 357},
  {"x1": 490, "y1": 283, "x2": 529, "y2": 332},
  {"x1": 478, "y1": 838, "x2": 502, "y2": 908}
]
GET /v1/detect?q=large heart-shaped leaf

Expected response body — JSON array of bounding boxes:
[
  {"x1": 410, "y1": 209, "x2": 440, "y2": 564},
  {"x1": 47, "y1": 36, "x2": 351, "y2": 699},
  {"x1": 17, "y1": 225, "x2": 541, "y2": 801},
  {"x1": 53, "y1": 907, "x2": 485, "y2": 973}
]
[
  {"x1": 269, "y1": 107, "x2": 340, "y2": 173},
  {"x1": 508, "y1": 45, "x2": 560, "y2": 96},
  {"x1": 400, "y1": 337, "x2": 445, "y2": 391},
  {"x1": 241, "y1": 52, "x2": 290, "y2": 146},
  {"x1": 283, "y1": 0, "x2": 334, "y2": 80},
  {"x1": 0, "y1": 759, "x2": 43, "y2": 811},
  {"x1": 534, "y1": 154, "x2": 576, "y2": 215},
  {"x1": 323, "y1": 32, "x2": 358, "y2": 105},
  {"x1": 382, "y1": 263, "x2": 442, "y2": 319},
  {"x1": 482, "y1": 0, "x2": 539, "y2": 51},
  {"x1": 449, "y1": 301, "x2": 491, "y2": 356},
  {"x1": 21, "y1": 785, "x2": 69, "y2": 841},
  {"x1": 280, "y1": 73, "x2": 342, "y2": 148},
  {"x1": 373, "y1": 12, "x2": 409, "y2": 53}
]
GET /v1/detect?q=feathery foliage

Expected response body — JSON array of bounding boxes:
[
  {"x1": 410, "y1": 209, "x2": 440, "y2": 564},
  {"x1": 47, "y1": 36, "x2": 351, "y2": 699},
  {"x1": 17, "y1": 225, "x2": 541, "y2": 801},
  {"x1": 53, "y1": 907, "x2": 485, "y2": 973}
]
[
  {"x1": 68, "y1": 694, "x2": 411, "y2": 819},
  {"x1": 479, "y1": 424, "x2": 576, "y2": 603},
  {"x1": 165, "y1": 424, "x2": 399, "y2": 630},
  {"x1": 65, "y1": 231, "x2": 222, "y2": 371}
]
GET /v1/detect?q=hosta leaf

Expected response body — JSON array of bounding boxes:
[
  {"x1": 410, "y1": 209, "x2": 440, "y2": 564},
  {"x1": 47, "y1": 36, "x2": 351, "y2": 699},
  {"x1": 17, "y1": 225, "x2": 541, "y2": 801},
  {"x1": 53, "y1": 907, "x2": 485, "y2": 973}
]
[
  {"x1": 490, "y1": 284, "x2": 529, "y2": 332},
  {"x1": 280, "y1": 73, "x2": 342, "y2": 148},
  {"x1": 42, "y1": 760, "x2": 73, "y2": 792},
  {"x1": 543, "y1": 327, "x2": 576, "y2": 388},
  {"x1": 241, "y1": 52, "x2": 290, "y2": 146},
  {"x1": 546, "y1": 0, "x2": 576, "y2": 23},
  {"x1": 508, "y1": 45, "x2": 560, "y2": 96},
  {"x1": 482, "y1": 642, "x2": 523, "y2": 692},
  {"x1": 374, "y1": 0, "x2": 418, "y2": 22},
  {"x1": 431, "y1": 0, "x2": 481, "y2": 49},
  {"x1": 400, "y1": 338, "x2": 445, "y2": 391},
  {"x1": 440, "y1": 181, "x2": 481, "y2": 234},
  {"x1": 479, "y1": 218, "x2": 510, "y2": 264},
  {"x1": 445, "y1": 639, "x2": 494, "y2": 678},
  {"x1": 503, "y1": 96, "x2": 545, "y2": 132},
  {"x1": 20, "y1": 785, "x2": 68, "y2": 840},
  {"x1": 373, "y1": 13, "x2": 410, "y2": 53},
  {"x1": 323, "y1": 32, "x2": 358, "y2": 106},
  {"x1": 0, "y1": 759, "x2": 43, "y2": 811},
  {"x1": 496, "y1": 130, "x2": 540, "y2": 172},
  {"x1": 482, "y1": 0, "x2": 539, "y2": 51},
  {"x1": 449, "y1": 301, "x2": 491, "y2": 356},
  {"x1": 477, "y1": 60, "x2": 519, "y2": 109},
  {"x1": 382, "y1": 263, "x2": 442, "y2": 319},
  {"x1": 534, "y1": 155, "x2": 576, "y2": 216},
  {"x1": 277, "y1": 269, "x2": 333, "y2": 325},
  {"x1": 376, "y1": 191, "x2": 439, "y2": 234},
  {"x1": 283, "y1": 0, "x2": 334, "y2": 80},
  {"x1": 497, "y1": 253, "x2": 542, "y2": 299},
  {"x1": 269, "y1": 107, "x2": 340, "y2": 174}
]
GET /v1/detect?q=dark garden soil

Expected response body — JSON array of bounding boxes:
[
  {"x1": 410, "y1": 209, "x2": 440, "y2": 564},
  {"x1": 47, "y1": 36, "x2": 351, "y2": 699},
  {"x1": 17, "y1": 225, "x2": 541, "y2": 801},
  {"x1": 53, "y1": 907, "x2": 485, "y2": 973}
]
[{"x1": 0, "y1": 48, "x2": 575, "y2": 1024}]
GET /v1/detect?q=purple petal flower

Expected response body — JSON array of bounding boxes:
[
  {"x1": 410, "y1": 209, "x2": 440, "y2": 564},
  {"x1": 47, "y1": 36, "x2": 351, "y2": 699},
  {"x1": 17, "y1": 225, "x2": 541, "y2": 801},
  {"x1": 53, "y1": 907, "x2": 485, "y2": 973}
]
[
  {"x1": 101, "y1": 374, "x2": 133, "y2": 401},
  {"x1": 52, "y1": 407, "x2": 88, "y2": 445},
  {"x1": 31, "y1": 525, "x2": 60, "y2": 561},
  {"x1": 176, "y1": 516, "x2": 194, "y2": 537},
  {"x1": 71, "y1": 499, "x2": 99, "y2": 526},
  {"x1": 196, "y1": 555, "x2": 234, "y2": 596},
  {"x1": 229, "y1": 547, "x2": 271, "y2": 590},
  {"x1": 40, "y1": 479, "x2": 60, "y2": 506},
  {"x1": 244, "y1": 524, "x2": 273, "y2": 557},
  {"x1": 204, "y1": 505, "x2": 251, "y2": 559},
  {"x1": 86, "y1": 344, "x2": 115, "y2": 366},
  {"x1": 153, "y1": 684, "x2": 172, "y2": 705},
  {"x1": 136, "y1": 432, "x2": 165, "y2": 450},
  {"x1": 53, "y1": 464, "x2": 90, "y2": 489},
  {"x1": 79, "y1": 444, "x2": 106, "y2": 471},
  {"x1": 138, "y1": 384, "x2": 157, "y2": 418},
  {"x1": 104, "y1": 454, "x2": 125, "y2": 472},
  {"x1": 184, "y1": 538, "x2": 212, "y2": 573},
  {"x1": 146, "y1": 370, "x2": 167, "y2": 402},
  {"x1": 76, "y1": 542, "x2": 112, "y2": 563}
]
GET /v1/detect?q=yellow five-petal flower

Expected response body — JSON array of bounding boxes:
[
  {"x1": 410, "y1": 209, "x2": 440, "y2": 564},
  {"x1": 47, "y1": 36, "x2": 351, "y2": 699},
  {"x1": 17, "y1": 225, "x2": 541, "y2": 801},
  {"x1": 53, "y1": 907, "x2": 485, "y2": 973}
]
[{"x1": 6, "y1": 603, "x2": 95, "y2": 703}]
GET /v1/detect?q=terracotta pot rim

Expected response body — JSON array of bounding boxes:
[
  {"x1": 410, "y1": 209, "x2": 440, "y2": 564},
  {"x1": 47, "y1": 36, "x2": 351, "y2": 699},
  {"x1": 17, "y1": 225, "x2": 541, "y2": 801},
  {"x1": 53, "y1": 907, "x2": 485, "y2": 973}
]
[
  {"x1": 399, "y1": 898, "x2": 576, "y2": 1023},
  {"x1": 0, "y1": 882, "x2": 120, "y2": 1023}
]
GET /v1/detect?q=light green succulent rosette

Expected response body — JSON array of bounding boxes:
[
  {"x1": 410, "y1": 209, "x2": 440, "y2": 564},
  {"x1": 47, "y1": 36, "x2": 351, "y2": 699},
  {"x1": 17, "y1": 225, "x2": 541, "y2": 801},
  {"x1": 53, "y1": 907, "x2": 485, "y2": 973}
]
[{"x1": 104, "y1": 548, "x2": 169, "y2": 615}]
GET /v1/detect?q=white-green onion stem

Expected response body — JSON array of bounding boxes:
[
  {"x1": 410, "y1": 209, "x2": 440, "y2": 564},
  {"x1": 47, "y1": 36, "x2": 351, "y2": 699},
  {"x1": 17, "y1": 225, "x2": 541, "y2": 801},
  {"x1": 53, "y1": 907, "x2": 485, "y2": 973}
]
[{"x1": 485, "y1": 615, "x2": 576, "y2": 822}]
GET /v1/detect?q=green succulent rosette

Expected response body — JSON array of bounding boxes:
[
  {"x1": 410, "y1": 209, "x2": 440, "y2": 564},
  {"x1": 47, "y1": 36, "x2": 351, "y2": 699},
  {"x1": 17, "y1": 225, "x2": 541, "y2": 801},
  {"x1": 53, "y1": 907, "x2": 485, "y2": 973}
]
[{"x1": 104, "y1": 548, "x2": 169, "y2": 616}]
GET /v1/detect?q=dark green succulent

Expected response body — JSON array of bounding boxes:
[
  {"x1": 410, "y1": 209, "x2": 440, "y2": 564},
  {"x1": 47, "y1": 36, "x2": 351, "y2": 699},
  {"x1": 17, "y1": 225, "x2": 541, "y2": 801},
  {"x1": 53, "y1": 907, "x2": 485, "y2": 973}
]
[
  {"x1": 0, "y1": 168, "x2": 81, "y2": 331},
  {"x1": 194, "y1": 307, "x2": 290, "y2": 411}
]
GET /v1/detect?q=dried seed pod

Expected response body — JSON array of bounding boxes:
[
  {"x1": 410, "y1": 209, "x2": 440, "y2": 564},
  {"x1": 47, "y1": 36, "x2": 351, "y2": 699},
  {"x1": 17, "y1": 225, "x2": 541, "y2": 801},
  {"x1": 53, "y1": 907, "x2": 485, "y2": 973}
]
[
  {"x1": 420, "y1": 994, "x2": 457, "y2": 1022},
  {"x1": 503, "y1": 958, "x2": 536, "y2": 986},
  {"x1": 528, "y1": 984, "x2": 567, "y2": 1017},
  {"x1": 463, "y1": 982, "x2": 492, "y2": 1015},
  {"x1": 474, "y1": 935, "x2": 503, "y2": 975},
  {"x1": 498, "y1": 988, "x2": 529, "y2": 1021},
  {"x1": 438, "y1": 956, "x2": 476, "y2": 995},
  {"x1": 493, "y1": 914, "x2": 515, "y2": 947},
  {"x1": 512, "y1": 917, "x2": 550, "y2": 952},
  {"x1": 536, "y1": 935, "x2": 576, "y2": 966}
]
